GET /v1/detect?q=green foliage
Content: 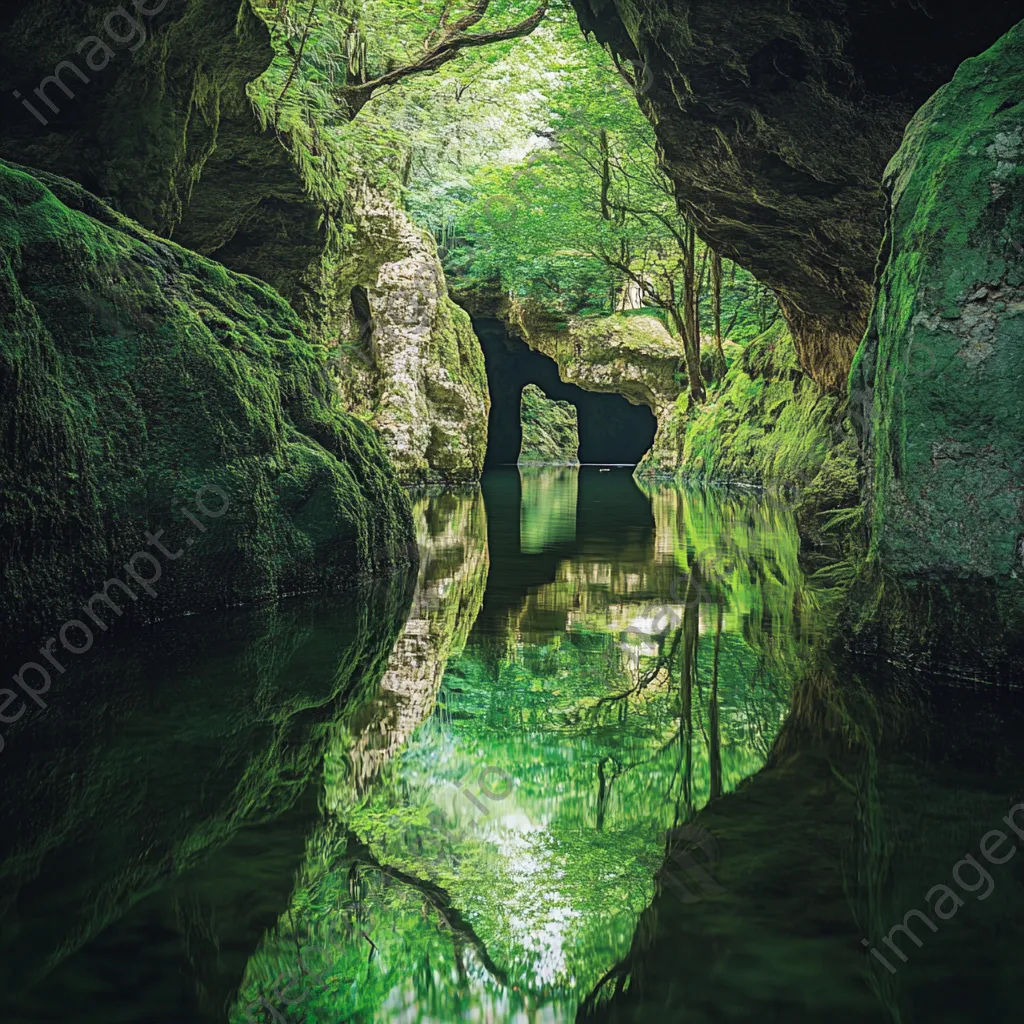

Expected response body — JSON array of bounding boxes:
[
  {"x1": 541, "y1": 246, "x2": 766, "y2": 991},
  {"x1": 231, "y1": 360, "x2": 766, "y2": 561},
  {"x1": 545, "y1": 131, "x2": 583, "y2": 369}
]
[
  {"x1": 249, "y1": 0, "x2": 776, "y2": 351},
  {"x1": 518, "y1": 384, "x2": 580, "y2": 464},
  {"x1": 641, "y1": 321, "x2": 859, "y2": 516}
]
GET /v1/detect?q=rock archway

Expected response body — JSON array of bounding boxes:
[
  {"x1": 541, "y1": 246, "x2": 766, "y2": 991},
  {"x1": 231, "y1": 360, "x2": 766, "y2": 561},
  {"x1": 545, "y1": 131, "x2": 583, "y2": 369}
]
[{"x1": 474, "y1": 318, "x2": 656, "y2": 466}]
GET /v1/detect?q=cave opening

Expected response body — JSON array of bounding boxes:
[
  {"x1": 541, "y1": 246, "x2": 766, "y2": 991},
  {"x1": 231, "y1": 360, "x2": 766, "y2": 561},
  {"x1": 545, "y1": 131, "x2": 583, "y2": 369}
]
[{"x1": 473, "y1": 317, "x2": 657, "y2": 467}]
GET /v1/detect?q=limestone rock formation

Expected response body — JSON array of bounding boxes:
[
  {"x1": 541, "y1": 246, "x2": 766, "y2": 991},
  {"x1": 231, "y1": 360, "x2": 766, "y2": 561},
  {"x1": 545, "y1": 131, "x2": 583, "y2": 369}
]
[
  {"x1": 852, "y1": 22, "x2": 1024, "y2": 583},
  {"x1": 329, "y1": 187, "x2": 489, "y2": 483},
  {"x1": 519, "y1": 385, "x2": 580, "y2": 466},
  {"x1": 495, "y1": 297, "x2": 684, "y2": 464},
  {"x1": 0, "y1": 3, "x2": 490, "y2": 487},
  {"x1": 0, "y1": 160, "x2": 415, "y2": 642},
  {"x1": 569, "y1": 0, "x2": 1021, "y2": 390},
  {"x1": 0, "y1": 0, "x2": 328, "y2": 312}
]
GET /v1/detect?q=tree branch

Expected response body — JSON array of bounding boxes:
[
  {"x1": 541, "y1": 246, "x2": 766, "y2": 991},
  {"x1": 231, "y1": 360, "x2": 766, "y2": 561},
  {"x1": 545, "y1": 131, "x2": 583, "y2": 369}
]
[
  {"x1": 344, "y1": 830, "x2": 509, "y2": 987},
  {"x1": 338, "y1": 3, "x2": 547, "y2": 115}
]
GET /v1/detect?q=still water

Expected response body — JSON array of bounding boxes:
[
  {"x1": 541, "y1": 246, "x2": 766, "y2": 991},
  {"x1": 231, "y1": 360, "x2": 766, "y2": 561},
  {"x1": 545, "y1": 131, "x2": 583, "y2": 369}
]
[{"x1": 2, "y1": 467, "x2": 1023, "y2": 1023}]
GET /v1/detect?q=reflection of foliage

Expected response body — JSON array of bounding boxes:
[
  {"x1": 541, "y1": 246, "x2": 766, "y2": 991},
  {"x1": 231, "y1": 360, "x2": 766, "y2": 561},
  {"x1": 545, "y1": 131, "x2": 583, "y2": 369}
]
[{"x1": 233, "y1": 477, "x2": 837, "y2": 1022}]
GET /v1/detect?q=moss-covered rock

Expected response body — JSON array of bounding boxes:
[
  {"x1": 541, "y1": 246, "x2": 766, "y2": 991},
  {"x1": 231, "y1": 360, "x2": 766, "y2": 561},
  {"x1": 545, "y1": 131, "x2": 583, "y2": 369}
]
[
  {"x1": 569, "y1": 0, "x2": 1020, "y2": 391},
  {"x1": 518, "y1": 384, "x2": 580, "y2": 466},
  {"x1": 643, "y1": 320, "x2": 859, "y2": 506},
  {"x1": 0, "y1": 0, "x2": 330, "y2": 310},
  {"x1": 328, "y1": 187, "x2": 489, "y2": 483},
  {"x1": 851, "y1": 22, "x2": 1024, "y2": 584},
  {"x1": 505, "y1": 299, "x2": 683, "y2": 411},
  {"x1": 0, "y1": 160, "x2": 415, "y2": 643}
]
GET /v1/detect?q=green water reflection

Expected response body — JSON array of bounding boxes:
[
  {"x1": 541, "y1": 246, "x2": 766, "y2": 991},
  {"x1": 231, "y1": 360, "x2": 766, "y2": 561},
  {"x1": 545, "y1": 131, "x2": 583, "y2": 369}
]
[{"x1": 234, "y1": 468, "x2": 830, "y2": 1023}]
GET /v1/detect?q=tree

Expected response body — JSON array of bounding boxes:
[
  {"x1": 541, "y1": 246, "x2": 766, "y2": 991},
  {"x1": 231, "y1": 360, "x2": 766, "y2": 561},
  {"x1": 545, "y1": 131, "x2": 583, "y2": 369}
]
[
  {"x1": 268, "y1": 0, "x2": 549, "y2": 118},
  {"x1": 336, "y1": 1, "x2": 549, "y2": 116}
]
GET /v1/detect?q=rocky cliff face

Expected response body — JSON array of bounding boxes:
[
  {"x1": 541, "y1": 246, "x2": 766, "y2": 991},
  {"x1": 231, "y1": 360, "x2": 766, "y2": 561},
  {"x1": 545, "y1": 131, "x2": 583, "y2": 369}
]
[
  {"x1": 519, "y1": 385, "x2": 580, "y2": 465},
  {"x1": 329, "y1": 188, "x2": 489, "y2": 483},
  {"x1": 840, "y1": 22, "x2": 1024, "y2": 679},
  {"x1": 0, "y1": 160, "x2": 414, "y2": 642},
  {"x1": 0, "y1": 0, "x2": 327, "y2": 312},
  {"x1": 852, "y1": 22, "x2": 1024, "y2": 584},
  {"x1": 569, "y1": 0, "x2": 1021, "y2": 391},
  {"x1": 1, "y1": 1, "x2": 491, "y2": 486}
]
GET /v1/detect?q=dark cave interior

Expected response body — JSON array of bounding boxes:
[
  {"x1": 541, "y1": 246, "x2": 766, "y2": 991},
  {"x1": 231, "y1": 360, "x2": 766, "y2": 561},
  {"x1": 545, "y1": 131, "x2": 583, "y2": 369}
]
[{"x1": 473, "y1": 317, "x2": 657, "y2": 466}]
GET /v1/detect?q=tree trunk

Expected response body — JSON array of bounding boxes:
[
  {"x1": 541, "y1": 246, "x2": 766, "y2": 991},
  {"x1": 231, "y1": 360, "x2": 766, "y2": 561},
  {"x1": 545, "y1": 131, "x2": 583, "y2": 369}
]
[
  {"x1": 710, "y1": 250, "x2": 727, "y2": 380},
  {"x1": 599, "y1": 130, "x2": 611, "y2": 222},
  {"x1": 679, "y1": 221, "x2": 706, "y2": 402},
  {"x1": 669, "y1": 306, "x2": 705, "y2": 403}
]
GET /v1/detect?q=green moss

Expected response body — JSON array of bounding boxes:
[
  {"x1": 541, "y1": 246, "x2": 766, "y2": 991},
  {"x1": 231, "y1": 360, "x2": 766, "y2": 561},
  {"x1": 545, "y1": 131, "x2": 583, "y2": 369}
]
[
  {"x1": 0, "y1": 160, "x2": 415, "y2": 642},
  {"x1": 852, "y1": 21, "x2": 1024, "y2": 583},
  {"x1": 642, "y1": 322, "x2": 841, "y2": 486},
  {"x1": 518, "y1": 384, "x2": 580, "y2": 465}
]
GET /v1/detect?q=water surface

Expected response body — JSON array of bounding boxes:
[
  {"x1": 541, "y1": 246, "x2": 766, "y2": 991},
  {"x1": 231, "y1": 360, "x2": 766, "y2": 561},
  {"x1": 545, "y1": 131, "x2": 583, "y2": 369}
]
[{"x1": 2, "y1": 467, "x2": 1023, "y2": 1024}]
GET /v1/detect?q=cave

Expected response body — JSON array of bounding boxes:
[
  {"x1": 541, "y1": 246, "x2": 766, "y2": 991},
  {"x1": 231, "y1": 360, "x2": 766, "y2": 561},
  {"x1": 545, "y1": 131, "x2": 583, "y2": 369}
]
[
  {"x1": 473, "y1": 317, "x2": 657, "y2": 466},
  {"x1": 2, "y1": 0, "x2": 1023, "y2": 1018}
]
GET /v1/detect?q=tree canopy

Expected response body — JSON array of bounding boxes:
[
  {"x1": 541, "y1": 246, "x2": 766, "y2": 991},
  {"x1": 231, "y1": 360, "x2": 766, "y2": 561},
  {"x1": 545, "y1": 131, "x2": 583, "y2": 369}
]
[{"x1": 253, "y1": 0, "x2": 780, "y2": 398}]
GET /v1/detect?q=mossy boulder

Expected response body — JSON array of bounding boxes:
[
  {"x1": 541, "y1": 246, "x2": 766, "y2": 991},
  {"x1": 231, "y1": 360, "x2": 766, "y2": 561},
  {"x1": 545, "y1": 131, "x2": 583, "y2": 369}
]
[
  {"x1": 851, "y1": 22, "x2": 1024, "y2": 585},
  {"x1": 518, "y1": 384, "x2": 580, "y2": 466},
  {"x1": 0, "y1": 160, "x2": 415, "y2": 643}
]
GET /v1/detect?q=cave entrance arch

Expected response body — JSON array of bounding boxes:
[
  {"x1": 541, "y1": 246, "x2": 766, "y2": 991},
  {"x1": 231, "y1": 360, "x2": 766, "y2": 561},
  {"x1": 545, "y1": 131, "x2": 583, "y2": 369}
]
[{"x1": 473, "y1": 317, "x2": 656, "y2": 466}]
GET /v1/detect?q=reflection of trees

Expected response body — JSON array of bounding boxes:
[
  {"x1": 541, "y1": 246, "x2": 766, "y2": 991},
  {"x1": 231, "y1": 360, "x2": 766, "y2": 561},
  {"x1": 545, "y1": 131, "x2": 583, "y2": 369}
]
[
  {"x1": 238, "y1": 477, "x2": 832, "y2": 1023},
  {"x1": 236, "y1": 489, "x2": 495, "y2": 1021},
  {"x1": 342, "y1": 830, "x2": 509, "y2": 987}
]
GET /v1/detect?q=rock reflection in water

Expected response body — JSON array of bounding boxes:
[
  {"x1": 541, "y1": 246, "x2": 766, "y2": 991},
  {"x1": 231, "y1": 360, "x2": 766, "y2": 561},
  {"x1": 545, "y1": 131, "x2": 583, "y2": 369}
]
[{"x1": 234, "y1": 469, "x2": 810, "y2": 1024}]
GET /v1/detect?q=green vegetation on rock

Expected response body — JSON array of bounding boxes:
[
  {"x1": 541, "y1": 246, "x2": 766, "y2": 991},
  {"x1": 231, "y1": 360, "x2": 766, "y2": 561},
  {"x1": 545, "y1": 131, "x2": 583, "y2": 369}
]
[
  {"x1": 638, "y1": 320, "x2": 862, "y2": 552},
  {"x1": 642, "y1": 321, "x2": 838, "y2": 484},
  {"x1": 518, "y1": 384, "x2": 580, "y2": 465},
  {"x1": 852, "y1": 20, "x2": 1024, "y2": 583},
  {"x1": 329, "y1": 189, "x2": 489, "y2": 483},
  {"x1": 0, "y1": 160, "x2": 415, "y2": 641}
]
